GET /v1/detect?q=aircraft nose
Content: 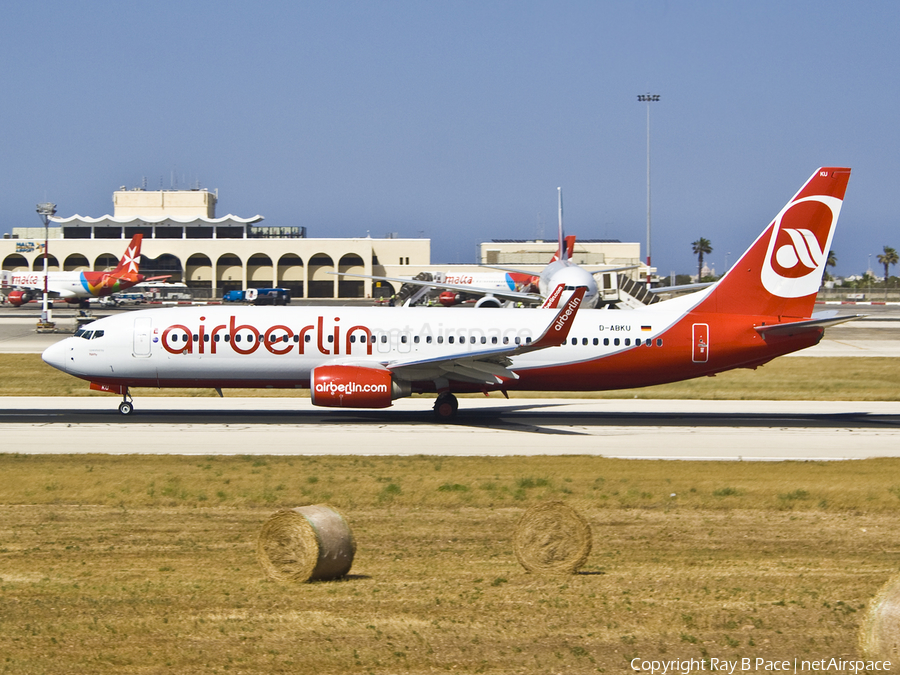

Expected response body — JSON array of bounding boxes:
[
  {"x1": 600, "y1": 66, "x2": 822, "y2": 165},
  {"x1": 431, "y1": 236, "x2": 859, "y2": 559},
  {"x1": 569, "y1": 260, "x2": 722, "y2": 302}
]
[{"x1": 42, "y1": 339, "x2": 69, "y2": 373}]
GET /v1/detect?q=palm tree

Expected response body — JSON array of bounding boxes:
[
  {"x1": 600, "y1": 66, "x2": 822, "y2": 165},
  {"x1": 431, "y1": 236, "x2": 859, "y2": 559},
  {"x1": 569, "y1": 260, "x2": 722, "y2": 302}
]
[
  {"x1": 823, "y1": 250, "x2": 838, "y2": 283},
  {"x1": 692, "y1": 238, "x2": 713, "y2": 280},
  {"x1": 877, "y1": 246, "x2": 898, "y2": 287}
]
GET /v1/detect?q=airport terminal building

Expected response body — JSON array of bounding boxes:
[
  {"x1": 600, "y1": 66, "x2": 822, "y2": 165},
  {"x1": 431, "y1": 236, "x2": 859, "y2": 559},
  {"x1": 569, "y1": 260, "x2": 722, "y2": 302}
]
[{"x1": 1, "y1": 188, "x2": 645, "y2": 300}]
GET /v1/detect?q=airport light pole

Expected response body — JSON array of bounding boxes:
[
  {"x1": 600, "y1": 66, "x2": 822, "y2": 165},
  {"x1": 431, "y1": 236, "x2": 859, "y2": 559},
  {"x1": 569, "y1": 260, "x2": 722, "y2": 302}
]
[
  {"x1": 637, "y1": 93, "x2": 660, "y2": 289},
  {"x1": 36, "y1": 202, "x2": 57, "y2": 326}
]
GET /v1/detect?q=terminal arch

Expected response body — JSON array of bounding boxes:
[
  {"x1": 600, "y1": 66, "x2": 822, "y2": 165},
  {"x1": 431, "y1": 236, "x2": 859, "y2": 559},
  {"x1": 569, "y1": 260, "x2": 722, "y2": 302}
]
[
  {"x1": 32, "y1": 255, "x2": 59, "y2": 272},
  {"x1": 2, "y1": 254, "x2": 29, "y2": 271},
  {"x1": 307, "y1": 253, "x2": 335, "y2": 298},
  {"x1": 338, "y1": 253, "x2": 365, "y2": 298},
  {"x1": 63, "y1": 254, "x2": 90, "y2": 272},
  {"x1": 216, "y1": 253, "x2": 243, "y2": 293},
  {"x1": 186, "y1": 253, "x2": 212, "y2": 289},
  {"x1": 94, "y1": 252, "x2": 118, "y2": 271},
  {"x1": 247, "y1": 253, "x2": 274, "y2": 287},
  {"x1": 277, "y1": 253, "x2": 304, "y2": 296}
]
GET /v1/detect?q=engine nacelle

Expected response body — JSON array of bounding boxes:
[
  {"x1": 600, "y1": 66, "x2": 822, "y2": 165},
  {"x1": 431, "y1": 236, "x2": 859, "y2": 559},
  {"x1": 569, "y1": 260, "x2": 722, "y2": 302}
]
[
  {"x1": 310, "y1": 365, "x2": 409, "y2": 409},
  {"x1": 474, "y1": 295, "x2": 502, "y2": 308},
  {"x1": 6, "y1": 290, "x2": 32, "y2": 306}
]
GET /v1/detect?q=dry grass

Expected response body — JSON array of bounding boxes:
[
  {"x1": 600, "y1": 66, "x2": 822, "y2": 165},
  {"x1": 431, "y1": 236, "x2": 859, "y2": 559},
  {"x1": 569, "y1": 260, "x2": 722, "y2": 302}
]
[
  {"x1": 4, "y1": 353, "x2": 900, "y2": 400},
  {"x1": 2, "y1": 454, "x2": 900, "y2": 674}
]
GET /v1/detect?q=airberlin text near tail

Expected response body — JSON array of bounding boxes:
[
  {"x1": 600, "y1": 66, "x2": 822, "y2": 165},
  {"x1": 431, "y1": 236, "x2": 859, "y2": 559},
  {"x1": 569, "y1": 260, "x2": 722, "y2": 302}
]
[{"x1": 41, "y1": 167, "x2": 853, "y2": 419}]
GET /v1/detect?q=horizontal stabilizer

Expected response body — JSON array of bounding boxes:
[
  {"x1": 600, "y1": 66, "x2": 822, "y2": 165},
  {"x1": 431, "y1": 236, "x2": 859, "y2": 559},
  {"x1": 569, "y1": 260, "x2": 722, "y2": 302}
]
[{"x1": 754, "y1": 312, "x2": 863, "y2": 338}]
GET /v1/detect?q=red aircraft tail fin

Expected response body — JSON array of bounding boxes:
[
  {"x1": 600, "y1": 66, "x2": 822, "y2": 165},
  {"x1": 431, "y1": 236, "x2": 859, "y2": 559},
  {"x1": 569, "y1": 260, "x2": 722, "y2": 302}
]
[
  {"x1": 696, "y1": 167, "x2": 850, "y2": 319},
  {"x1": 112, "y1": 234, "x2": 143, "y2": 276}
]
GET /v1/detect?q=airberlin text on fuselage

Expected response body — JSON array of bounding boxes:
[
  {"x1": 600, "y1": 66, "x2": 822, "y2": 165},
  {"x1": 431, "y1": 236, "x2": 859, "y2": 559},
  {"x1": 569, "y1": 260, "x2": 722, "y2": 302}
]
[{"x1": 160, "y1": 315, "x2": 535, "y2": 357}]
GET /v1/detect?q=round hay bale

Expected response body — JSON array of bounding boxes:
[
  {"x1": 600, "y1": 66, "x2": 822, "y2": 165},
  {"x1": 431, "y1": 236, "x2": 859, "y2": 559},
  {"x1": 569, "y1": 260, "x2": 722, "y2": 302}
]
[
  {"x1": 860, "y1": 573, "x2": 900, "y2": 661},
  {"x1": 513, "y1": 501, "x2": 592, "y2": 575},
  {"x1": 257, "y1": 505, "x2": 356, "y2": 582}
]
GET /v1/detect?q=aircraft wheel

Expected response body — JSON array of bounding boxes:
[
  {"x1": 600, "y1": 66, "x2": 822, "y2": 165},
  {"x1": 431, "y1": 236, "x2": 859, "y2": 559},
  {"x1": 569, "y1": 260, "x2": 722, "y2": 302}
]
[
  {"x1": 118, "y1": 401, "x2": 134, "y2": 416},
  {"x1": 433, "y1": 393, "x2": 458, "y2": 420}
]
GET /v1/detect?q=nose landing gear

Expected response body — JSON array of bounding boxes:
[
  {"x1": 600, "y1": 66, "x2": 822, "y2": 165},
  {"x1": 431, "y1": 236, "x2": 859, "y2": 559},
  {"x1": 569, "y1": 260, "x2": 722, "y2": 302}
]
[{"x1": 118, "y1": 388, "x2": 134, "y2": 415}]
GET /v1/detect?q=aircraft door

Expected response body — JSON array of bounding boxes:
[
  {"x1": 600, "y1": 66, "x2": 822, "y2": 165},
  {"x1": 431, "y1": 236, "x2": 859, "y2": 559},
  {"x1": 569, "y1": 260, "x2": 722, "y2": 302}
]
[
  {"x1": 692, "y1": 323, "x2": 709, "y2": 363},
  {"x1": 133, "y1": 317, "x2": 152, "y2": 357},
  {"x1": 396, "y1": 329, "x2": 411, "y2": 353},
  {"x1": 376, "y1": 331, "x2": 390, "y2": 354}
]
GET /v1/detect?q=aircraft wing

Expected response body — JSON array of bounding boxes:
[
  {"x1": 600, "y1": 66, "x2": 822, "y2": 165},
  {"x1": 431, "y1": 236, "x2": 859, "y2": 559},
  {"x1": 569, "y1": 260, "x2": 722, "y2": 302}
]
[
  {"x1": 331, "y1": 271, "x2": 541, "y2": 304},
  {"x1": 385, "y1": 286, "x2": 586, "y2": 386},
  {"x1": 754, "y1": 311, "x2": 863, "y2": 338}
]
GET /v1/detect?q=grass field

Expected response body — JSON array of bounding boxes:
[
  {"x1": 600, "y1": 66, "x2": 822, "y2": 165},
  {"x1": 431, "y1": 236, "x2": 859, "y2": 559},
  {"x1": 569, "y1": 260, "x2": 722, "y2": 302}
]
[
  {"x1": 2, "y1": 454, "x2": 900, "y2": 674},
  {"x1": 3, "y1": 353, "x2": 900, "y2": 400},
  {"x1": 2, "y1": 354, "x2": 899, "y2": 673}
]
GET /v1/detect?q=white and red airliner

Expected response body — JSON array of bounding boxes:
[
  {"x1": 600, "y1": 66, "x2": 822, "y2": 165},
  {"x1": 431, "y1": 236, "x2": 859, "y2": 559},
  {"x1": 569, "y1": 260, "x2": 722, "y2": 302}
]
[
  {"x1": 42, "y1": 167, "x2": 854, "y2": 418},
  {"x1": 1, "y1": 234, "x2": 165, "y2": 308}
]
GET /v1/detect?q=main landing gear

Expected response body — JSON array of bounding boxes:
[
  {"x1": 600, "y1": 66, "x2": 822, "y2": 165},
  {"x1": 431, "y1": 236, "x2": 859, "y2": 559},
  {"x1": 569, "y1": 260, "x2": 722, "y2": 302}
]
[
  {"x1": 118, "y1": 388, "x2": 134, "y2": 415},
  {"x1": 433, "y1": 392, "x2": 458, "y2": 420}
]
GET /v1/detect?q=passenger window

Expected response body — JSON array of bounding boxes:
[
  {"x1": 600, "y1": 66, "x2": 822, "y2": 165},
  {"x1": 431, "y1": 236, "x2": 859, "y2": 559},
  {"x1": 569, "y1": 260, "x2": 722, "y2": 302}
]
[
  {"x1": 480, "y1": 336, "x2": 486, "y2": 344},
  {"x1": 204, "y1": 334, "x2": 210, "y2": 342},
  {"x1": 327, "y1": 335, "x2": 334, "y2": 343},
  {"x1": 571, "y1": 338, "x2": 577, "y2": 345},
  {"x1": 437, "y1": 336, "x2": 443, "y2": 344},
  {"x1": 426, "y1": 336, "x2": 432, "y2": 344},
  {"x1": 235, "y1": 335, "x2": 242, "y2": 343},
  {"x1": 515, "y1": 337, "x2": 521, "y2": 345},
  {"x1": 449, "y1": 336, "x2": 455, "y2": 344},
  {"x1": 503, "y1": 337, "x2": 509, "y2": 345},
  {"x1": 305, "y1": 334, "x2": 311, "y2": 343},
  {"x1": 525, "y1": 337, "x2": 531, "y2": 344},
  {"x1": 214, "y1": 334, "x2": 220, "y2": 342},
  {"x1": 603, "y1": 338, "x2": 609, "y2": 346},
  {"x1": 582, "y1": 338, "x2": 588, "y2": 346},
  {"x1": 414, "y1": 336, "x2": 419, "y2": 344},
  {"x1": 656, "y1": 338, "x2": 663, "y2": 346},
  {"x1": 624, "y1": 338, "x2": 631, "y2": 346},
  {"x1": 614, "y1": 338, "x2": 620, "y2": 346},
  {"x1": 350, "y1": 335, "x2": 356, "y2": 343},
  {"x1": 224, "y1": 334, "x2": 231, "y2": 342},
  {"x1": 401, "y1": 335, "x2": 407, "y2": 344},
  {"x1": 491, "y1": 337, "x2": 497, "y2": 344},
  {"x1": 593, "y1": 338, "x2": 598, "y2": 345}
]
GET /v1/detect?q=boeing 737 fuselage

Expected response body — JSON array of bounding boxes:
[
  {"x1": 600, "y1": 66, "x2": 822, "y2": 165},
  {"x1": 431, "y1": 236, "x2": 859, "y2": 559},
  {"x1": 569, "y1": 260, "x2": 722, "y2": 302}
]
[{"x1": 41, "y1": 168, "x2": 855, "y2": 418}]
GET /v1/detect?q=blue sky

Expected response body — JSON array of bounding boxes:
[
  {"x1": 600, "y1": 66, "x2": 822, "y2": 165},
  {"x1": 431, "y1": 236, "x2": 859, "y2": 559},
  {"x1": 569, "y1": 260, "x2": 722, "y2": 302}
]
[{"x1": 2, "y1": 1, "x2": 898, "y2": 277}]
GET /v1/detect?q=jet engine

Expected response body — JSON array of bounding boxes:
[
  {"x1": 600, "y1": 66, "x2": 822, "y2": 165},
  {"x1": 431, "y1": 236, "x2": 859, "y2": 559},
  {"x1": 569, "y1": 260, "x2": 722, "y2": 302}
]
[
  {"x1": 6, "y1": 290, "x2": 32, "y2": 307},
  {"x1": 438, "y1": 291, "x2": 460, "y2": 307},
  {"x1": 474, "y1": 296, "x2": 502, "y2": 308},
  {"x1": 310, "y1": 365, "x2": 410, "y2": 409}
]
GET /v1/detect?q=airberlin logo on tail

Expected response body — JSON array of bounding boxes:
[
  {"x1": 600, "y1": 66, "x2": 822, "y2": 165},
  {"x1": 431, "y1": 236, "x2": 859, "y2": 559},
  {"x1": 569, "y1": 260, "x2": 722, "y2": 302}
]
[{"x1": 761, "y1": 195, "x2": 842, "y2": 299}]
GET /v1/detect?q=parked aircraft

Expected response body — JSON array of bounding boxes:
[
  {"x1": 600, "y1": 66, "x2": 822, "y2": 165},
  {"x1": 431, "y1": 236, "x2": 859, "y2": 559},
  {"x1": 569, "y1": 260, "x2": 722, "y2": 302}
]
[
  {"x1": 335, "y1": 188, "x2": 633, "y2": 308},
  {"x1": 1, "y1": 234, "x2": 164, "y2": 308},
  {"x1": 41, "y1": 167, "x2": 854, "y2": 419}
]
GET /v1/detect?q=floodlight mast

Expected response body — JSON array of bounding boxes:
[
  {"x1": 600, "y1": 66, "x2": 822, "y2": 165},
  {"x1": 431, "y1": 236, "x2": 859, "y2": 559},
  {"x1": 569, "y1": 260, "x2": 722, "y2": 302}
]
[
  {"x1": 637, "y1": 93, "x2": 660, "y2": 289},
  {"x1": 36, "y1": 202, "x2": 57, "y2": 325}
]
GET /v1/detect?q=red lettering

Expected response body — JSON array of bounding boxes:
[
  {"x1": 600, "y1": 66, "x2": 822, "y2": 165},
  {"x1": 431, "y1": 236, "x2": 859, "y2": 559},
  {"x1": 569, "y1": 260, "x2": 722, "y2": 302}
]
[
  {"x1": 346, "y1": 326, "x2": 373, "y2": 355},
  {"x1": 316, "y1": 316, "x2": 329, "y2": 355},
  {"x1": 162, "y1": 324, "x2": 192, "y2": 354},
  {"x1": 264, "y1": 325, "x2": 294, "y2": 355},
  {"x1": 209, "y1": 324, "x2": 226, "y2": 353},
  {"x1": 297, "y1": 324, "x2": 315, "y2": 354},
  {"x1": 229, "y1": 316, "x2": 260, "y2": 355}
]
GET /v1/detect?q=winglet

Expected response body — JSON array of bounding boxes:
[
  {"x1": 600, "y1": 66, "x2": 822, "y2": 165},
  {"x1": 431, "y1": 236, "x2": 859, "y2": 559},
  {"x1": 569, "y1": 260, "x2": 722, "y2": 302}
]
[
  {"x1": 525, "y1": 285, "x2": 586, "y2": 351},
  {"x1": 541, "y1": 283, "x2": 565, "y2": 309}
]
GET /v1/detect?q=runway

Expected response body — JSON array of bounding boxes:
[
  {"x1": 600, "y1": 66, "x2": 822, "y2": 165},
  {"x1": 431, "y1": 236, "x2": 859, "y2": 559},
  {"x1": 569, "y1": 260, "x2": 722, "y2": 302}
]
[{"x1": 3, "y1": 397, "x2": 900, "y2": 460}]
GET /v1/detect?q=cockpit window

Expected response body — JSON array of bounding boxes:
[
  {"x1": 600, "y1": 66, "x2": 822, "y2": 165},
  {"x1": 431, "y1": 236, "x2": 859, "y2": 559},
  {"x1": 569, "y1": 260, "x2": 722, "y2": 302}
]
[
  {"x1": 80, "y1": 330, "x2": 94, "y2": 340},
  {"x1": 92, "y1": 330, "x2": 104, "y2": 339},
  {"x1": 74, "y1": 328, "x2": 86, "y2": 338}
]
